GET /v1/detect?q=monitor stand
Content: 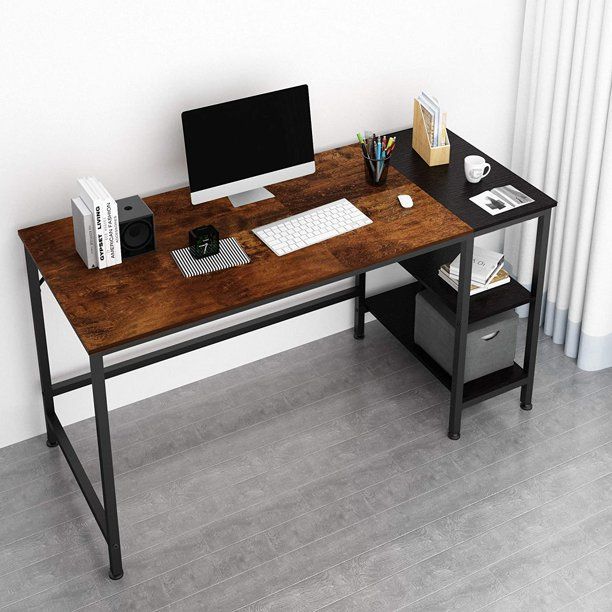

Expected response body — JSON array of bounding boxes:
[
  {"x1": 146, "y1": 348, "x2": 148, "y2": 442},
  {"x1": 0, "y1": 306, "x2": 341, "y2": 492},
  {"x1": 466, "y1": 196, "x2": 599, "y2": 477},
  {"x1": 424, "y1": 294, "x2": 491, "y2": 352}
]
[{"x1": 229, "y1": 187, "x2": 275, "y2": 208}]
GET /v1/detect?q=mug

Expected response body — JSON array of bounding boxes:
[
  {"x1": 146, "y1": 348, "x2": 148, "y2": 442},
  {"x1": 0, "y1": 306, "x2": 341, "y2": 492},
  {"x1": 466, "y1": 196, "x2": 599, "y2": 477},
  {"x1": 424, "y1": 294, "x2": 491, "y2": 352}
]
[{"x1": 464, "y1": 155, "x2": 491, "y2": 183}]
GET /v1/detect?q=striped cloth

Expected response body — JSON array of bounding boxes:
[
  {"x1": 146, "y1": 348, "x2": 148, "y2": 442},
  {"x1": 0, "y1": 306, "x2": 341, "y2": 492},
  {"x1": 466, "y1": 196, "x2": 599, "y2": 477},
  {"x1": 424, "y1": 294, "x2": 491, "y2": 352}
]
[{"x1": 171, "y1": 237, "x2": 250, "y2": 278}]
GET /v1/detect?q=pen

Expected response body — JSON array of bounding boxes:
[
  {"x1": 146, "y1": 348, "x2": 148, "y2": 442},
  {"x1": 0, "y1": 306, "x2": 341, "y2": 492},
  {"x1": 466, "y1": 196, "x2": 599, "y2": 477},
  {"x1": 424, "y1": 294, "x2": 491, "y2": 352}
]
[
  {"x1": 376, "y1": 141, "x2": 383, "y2": 182},
  {"x1": 357, "y1": 133, "x2": 369, "y2": 158}
]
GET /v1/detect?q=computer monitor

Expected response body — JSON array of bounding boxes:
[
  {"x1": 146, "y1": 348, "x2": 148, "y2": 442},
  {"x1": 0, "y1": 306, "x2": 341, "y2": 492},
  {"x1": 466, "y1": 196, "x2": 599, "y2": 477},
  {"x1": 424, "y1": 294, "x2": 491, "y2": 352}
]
[{"x1": 182, "y1": 85, "x2": 315, "y2": 207}]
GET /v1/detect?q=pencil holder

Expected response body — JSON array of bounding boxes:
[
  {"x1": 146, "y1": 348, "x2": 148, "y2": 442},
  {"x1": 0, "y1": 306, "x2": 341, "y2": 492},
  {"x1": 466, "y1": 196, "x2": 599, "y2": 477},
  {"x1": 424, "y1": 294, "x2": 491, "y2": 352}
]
[{"x1": 363, "y1": 153, "x2": 390, "y2": 186}]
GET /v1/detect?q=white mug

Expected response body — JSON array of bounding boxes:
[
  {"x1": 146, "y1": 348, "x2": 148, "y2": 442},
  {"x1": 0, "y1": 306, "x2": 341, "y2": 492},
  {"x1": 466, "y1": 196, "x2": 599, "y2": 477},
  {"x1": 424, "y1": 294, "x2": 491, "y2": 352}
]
[{"x1": 464, "y1": 155, "x2": 491, "y2": 183}]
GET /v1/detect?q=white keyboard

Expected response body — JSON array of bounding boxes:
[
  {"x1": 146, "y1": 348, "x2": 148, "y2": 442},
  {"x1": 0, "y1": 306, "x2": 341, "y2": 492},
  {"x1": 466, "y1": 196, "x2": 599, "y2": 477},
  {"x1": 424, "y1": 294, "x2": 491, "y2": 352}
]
[{"x1": 252, "y1": 198, "x2": 372, "y2": 256}]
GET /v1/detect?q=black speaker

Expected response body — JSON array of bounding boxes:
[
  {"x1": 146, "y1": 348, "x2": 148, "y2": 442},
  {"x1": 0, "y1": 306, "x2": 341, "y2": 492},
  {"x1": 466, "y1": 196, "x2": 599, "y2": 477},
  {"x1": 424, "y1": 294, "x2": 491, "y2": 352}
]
[{"x1": 116, "y1": 195, "x2": 156, "y2": 258}]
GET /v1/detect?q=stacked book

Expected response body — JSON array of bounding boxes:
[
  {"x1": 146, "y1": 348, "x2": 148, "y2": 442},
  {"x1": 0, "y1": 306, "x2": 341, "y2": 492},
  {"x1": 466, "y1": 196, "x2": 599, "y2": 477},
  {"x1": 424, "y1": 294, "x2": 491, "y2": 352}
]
[
  {"x1": 439, "y1": 246, "x2": 510, "y2": 296},
  {"x1": 71, "y1": 177, "x2": 122, "y2": 269}
]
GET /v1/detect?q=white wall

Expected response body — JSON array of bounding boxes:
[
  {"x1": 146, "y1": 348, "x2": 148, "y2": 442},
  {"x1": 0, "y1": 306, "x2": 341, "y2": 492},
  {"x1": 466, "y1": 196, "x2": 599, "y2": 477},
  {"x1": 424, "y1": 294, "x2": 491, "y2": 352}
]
[{"x1": 0, "y1": 0, "x2": 525, "y2": 448}]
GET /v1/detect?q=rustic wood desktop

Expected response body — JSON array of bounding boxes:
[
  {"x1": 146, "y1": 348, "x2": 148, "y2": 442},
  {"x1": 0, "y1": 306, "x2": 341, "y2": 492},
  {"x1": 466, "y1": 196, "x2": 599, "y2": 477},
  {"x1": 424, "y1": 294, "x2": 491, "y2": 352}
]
[{"x1": 18, "y1": 129, "x2": 556, "y2": 579}]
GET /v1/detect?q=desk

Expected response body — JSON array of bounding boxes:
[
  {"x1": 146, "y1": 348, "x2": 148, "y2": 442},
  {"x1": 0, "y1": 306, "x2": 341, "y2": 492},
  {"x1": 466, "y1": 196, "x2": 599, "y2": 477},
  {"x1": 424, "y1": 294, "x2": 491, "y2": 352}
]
[{"x1": 18, "y1": 129, "x2": 555, "y2": 579}]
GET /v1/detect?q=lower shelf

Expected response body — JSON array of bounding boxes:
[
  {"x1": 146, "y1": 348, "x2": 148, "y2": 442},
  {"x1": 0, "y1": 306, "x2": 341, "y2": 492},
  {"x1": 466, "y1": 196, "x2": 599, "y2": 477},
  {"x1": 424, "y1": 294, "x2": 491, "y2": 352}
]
[{"x1": 366, "y1": 283, "x2": 528, "y2": 407}]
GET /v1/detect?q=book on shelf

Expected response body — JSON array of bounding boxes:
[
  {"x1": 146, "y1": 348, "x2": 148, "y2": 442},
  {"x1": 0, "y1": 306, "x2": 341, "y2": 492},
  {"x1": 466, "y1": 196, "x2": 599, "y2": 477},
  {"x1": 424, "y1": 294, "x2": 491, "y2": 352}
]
[
  {"x1": 439, "y1": 263, "x2": 510, "y2": 296},
  {"x1": 449, "y1": 246, "x2": 504, "y2": 286}
]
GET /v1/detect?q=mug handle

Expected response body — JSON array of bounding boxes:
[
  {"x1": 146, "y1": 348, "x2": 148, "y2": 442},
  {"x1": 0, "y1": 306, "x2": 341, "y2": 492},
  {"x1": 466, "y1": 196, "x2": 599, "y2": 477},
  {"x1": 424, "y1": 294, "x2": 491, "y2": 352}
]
[{"x1": 481, "y1": 163, "x2": 491, "y2": 178}]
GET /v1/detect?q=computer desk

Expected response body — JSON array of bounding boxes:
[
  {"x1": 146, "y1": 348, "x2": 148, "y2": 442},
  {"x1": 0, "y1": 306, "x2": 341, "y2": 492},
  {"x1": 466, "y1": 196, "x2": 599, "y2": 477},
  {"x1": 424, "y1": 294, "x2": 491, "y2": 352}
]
[{"x1": 18, "y1": 128, "x2": 556, "y2": 579}]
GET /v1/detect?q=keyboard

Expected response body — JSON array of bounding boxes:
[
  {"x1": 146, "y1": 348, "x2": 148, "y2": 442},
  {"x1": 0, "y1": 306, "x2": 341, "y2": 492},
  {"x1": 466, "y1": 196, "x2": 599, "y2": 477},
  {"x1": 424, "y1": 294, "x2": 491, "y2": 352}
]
[{"x1": 252, "y1": 198, "x2": 372, "y2": 256}]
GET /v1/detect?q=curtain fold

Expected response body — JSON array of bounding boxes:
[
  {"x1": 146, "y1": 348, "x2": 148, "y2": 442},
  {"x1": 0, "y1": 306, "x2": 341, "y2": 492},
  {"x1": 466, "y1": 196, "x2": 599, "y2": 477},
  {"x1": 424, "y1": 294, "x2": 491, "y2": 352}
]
[{"x1": 505, "y1": 0, "x2": 612, "y2": 370}]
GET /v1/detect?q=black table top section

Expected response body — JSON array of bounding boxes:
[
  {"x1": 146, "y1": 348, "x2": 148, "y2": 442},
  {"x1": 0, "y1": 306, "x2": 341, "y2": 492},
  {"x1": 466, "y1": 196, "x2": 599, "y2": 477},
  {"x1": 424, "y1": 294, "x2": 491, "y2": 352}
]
[{"x1": 390, "y1": 129, "x2": 557, "y2": 233}]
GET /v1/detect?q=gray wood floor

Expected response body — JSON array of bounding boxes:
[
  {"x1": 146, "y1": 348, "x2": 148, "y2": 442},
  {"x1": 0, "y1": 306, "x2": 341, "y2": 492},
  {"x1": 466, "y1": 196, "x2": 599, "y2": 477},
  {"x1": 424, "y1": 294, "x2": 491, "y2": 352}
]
[{"x1": 1, "y1": 319, "x2": 611, "y2": 611}]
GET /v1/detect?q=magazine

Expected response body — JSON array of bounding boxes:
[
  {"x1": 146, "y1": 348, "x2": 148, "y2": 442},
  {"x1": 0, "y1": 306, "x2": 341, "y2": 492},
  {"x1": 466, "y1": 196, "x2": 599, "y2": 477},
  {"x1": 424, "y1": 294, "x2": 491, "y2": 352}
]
[{"x1": 470, "y1": 184, "x2": 534, "y2": 216}]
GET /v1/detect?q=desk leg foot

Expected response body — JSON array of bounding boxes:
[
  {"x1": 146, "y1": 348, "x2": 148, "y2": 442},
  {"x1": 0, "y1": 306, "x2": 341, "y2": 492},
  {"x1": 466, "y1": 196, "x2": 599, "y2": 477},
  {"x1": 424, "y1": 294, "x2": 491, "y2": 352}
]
[
  {"x1": 46, "y1": 438, "x2": 59, "y2": 448},
  {"x1": 448, "y1": 432, "x2": 461, "y2": 440},
  {"x1": 108, "y1": 569, "x2": 124, "y2": 580},
  {"x1": 520, "y1": 401, "x2": 532, "y2": 411}
]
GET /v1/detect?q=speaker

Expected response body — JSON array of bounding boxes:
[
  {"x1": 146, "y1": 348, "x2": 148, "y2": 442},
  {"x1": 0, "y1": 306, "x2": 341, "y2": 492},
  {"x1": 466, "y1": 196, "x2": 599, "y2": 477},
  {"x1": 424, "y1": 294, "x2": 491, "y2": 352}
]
[{"x1": 116, "y1": 195, "x2": 156, "y2": 258}]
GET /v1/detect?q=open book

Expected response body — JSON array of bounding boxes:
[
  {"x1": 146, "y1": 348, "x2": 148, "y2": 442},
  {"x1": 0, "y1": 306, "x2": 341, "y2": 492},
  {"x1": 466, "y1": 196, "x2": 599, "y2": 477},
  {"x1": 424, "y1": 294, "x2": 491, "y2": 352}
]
[{"x1": 470, "y1": 185, "x2": 534, "y2": 216}]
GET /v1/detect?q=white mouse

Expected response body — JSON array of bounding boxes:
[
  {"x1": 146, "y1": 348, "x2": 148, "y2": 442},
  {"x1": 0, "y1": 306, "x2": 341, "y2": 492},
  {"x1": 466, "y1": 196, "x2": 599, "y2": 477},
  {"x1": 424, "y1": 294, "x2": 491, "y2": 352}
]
[{"x1": 398, "y1": 194, "x2": 413, "y2": 208}]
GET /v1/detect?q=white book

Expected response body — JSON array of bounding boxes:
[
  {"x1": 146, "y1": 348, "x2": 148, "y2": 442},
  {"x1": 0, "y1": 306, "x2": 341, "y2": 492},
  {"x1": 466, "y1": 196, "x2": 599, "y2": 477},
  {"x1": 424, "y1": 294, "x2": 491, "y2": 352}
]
[
  {"x1": 87, "y1": 177, "x2": 112, "y2": 266},
  {"x1": 449, "y1": 246, "x2": 504, "y2": 286},
  {"x1": 77, "y1": 177, "x2": 107, "y2": 269},
  {"x1": 418, "y1": 91, "x2": 440, "y2": 147},
  {"x1": 449, "y1": 261, "x2": 503, "y2": 288},
  {"x1": 439, "y1": 265, "x2": 510, "y2": 296},
  {"x1": 71, "y1": 197, "x2": 97, "y2": 268},
  {"x1": 91, "y1": 177, "x2": 122, "y2": 266}
]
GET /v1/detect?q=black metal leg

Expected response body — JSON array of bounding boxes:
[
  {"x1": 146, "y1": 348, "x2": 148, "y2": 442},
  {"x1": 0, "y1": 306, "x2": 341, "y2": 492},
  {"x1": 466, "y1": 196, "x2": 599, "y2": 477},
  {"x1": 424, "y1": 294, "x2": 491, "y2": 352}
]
[
  {"x1": 90, "y1": 354, "x2": 123, "y2": 580},
  {"x1": 520, "y1": 210, "x2": 551, "y2": 410},
  {"x1": 448, "y1": 238, "x2": 473, "y2": 440},
  {"x1": 24, "y1": 247, "x2": 58, "y2": 447},
  {"x1": 353, "y1": 273, "x2": 366, "y2": 339}
]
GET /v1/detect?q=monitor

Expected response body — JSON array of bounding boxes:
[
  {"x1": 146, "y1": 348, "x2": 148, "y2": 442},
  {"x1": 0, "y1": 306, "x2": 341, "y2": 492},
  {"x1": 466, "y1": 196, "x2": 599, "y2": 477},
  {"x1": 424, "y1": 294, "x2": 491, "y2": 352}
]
[{"x1": 181, "y1": 85, "x2": 315, "y2": 207}]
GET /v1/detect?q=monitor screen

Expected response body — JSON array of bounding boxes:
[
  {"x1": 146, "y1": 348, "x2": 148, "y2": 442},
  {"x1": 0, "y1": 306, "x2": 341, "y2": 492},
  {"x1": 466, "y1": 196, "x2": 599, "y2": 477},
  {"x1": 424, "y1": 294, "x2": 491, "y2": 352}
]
[{"x1": 182, "y1": 85, "x2": 314, "y2": 194}]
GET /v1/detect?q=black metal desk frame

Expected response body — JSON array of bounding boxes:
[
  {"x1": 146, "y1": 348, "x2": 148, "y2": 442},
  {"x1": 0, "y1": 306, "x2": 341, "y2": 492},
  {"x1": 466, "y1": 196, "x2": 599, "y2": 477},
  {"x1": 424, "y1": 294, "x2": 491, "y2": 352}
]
[{"x1": 23, "y1": 129, "x2": 553, "y2": 579}]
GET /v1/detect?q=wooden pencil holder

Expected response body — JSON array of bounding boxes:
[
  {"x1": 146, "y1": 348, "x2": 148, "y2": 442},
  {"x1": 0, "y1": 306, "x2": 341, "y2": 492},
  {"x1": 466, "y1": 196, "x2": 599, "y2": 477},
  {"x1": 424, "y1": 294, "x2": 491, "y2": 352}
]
[{"x1": 412, "y1": 99, "x2": 450, "y2": 166}]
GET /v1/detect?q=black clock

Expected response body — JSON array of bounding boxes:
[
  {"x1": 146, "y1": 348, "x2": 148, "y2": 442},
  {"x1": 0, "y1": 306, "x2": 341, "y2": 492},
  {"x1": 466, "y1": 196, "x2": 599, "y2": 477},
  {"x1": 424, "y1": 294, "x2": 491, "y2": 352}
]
[{"x1": 189, "y1": 225, "x2": 220, "y2": 259}]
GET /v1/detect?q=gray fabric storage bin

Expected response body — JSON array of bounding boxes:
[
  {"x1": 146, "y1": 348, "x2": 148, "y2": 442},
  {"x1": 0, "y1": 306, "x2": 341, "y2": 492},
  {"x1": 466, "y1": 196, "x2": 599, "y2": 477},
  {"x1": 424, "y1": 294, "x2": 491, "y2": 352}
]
[{"x1": 414, "y1": 290, "x2": 518, "y2": 382}]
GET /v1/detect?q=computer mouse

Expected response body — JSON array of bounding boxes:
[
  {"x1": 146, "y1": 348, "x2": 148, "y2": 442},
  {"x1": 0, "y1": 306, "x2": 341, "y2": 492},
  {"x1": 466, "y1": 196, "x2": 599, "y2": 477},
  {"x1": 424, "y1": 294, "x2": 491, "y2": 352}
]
[{"x1": 398, "y1": 194, "x2": 413, "y2": 209}]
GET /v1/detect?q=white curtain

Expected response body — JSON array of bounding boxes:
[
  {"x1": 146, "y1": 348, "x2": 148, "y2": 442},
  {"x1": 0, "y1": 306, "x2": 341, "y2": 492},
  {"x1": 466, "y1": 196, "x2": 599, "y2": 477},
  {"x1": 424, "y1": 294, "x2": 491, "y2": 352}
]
[{"x1": 505, "y1": 0, "x2": 612, "y2": 371}]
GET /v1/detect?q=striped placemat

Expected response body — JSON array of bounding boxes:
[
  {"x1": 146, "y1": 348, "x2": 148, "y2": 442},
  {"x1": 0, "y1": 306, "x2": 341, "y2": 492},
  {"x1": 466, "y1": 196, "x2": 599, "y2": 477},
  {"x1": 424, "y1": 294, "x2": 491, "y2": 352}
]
[{"x1": 171, "y1": 237, "x2": 250, "y2": 278}]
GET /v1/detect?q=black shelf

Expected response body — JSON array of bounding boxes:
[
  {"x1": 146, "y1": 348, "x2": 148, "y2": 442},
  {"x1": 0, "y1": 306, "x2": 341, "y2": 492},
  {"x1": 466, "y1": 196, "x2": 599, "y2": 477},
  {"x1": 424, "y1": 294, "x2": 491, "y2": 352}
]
[
  {"x1": 366, "y1": 283, "x2": 528, "y2": 407},
  {"x1": 398, "y1": 244, "x2": 532, "y2": 324}
]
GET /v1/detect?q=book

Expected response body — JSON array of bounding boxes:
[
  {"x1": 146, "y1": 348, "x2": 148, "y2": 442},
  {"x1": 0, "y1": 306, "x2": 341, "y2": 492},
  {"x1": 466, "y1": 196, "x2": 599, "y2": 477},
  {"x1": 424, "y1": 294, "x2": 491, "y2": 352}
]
[
  {"x1": 77, "y1": 177, "x2": 107, "y2": 269},
  {"x1": 417, "y1": 92, "x2": 440, "y2": 146},
  {"x1": 439, "y1": 264, "x2": 510, "y2": 295},
  {"x1": 448, "y1": 261, "x2": 504, "y2": 288},
  {"x1": 88, "y1": 177, "x2": 111, "y2": 265},
  {"x1": 469, "y1": 185, "x2": 534, "y2": 216},
  {"x1": 449, "y1": 246, "x2": 504, "y2": 286},
  {"x1": 440, "y1": 112, "x2": 448, "y2": 146},
  {"x1": 71, "y1": 197, "x2": 96, "y2": 269},
  {"x1": 418, "y1": 101, "x2": 435, "y2": 146},
  {"x1": 91, "y1": 177, "x2": 122, "y2": 266}
]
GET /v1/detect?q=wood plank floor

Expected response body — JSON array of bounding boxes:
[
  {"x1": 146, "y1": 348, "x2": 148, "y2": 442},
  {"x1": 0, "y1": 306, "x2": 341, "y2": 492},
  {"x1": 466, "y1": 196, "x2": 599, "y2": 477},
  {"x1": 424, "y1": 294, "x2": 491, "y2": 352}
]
[{"x1": 1, "y1": 318, "x2": 611, "y2": 611}]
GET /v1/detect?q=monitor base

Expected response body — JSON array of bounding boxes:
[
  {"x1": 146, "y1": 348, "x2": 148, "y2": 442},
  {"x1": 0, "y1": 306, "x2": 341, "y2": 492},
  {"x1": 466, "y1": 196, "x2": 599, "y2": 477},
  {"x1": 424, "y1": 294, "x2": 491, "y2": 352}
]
[{"x1": 229, "y1": 187, "x2": 275, "y2": 208}]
